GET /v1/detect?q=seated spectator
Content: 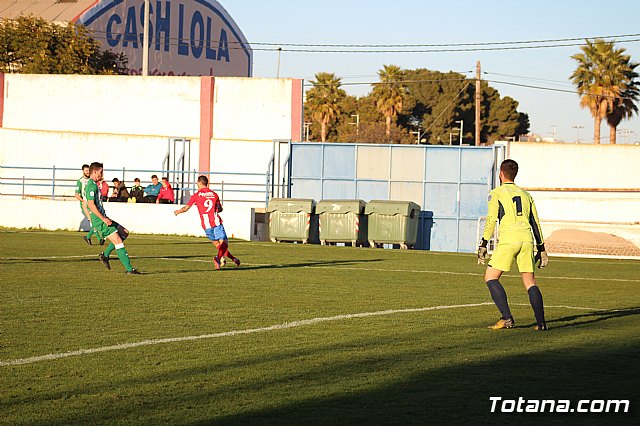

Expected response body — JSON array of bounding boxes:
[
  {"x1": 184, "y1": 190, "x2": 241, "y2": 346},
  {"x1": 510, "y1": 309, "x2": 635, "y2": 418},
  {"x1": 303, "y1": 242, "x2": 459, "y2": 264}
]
[
  {"x1": 143, "y1": 174, "x2": 162, "y2": 203},
  {"x1": 156, "y1": 177, "x2": 175, "y2": 204},
  {"x1": 98, "y1": 179, "x2": 109, "y2": 202},
  {"x1": 109, "y1": 178, "x2": 130, "y2": 202},
  {"x1": 129, "y1": 178, "x2": 144, "y2": 203}
]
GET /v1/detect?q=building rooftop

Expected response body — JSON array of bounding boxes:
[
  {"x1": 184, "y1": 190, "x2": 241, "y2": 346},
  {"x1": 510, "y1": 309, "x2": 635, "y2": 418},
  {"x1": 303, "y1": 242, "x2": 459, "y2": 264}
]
[{"x1": 0, "y1": 0, "x2": 95, "y2": 23}]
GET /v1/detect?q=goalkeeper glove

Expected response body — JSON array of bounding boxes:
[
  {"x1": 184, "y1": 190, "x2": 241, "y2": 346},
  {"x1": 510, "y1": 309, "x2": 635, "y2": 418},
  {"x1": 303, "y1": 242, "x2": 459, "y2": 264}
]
[
  {"x1": 535, "y1": 244, "x2": 549, "y2": 268},
  {"x1": 477, "y1": 239, "x2": 488, "y2": 266}
]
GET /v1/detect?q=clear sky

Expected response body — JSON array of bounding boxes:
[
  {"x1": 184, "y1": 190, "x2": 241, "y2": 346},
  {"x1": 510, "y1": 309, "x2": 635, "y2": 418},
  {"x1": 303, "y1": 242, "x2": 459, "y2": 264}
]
[{"x1": 222, "y1": 0, "x2": 640, "y2": 144}]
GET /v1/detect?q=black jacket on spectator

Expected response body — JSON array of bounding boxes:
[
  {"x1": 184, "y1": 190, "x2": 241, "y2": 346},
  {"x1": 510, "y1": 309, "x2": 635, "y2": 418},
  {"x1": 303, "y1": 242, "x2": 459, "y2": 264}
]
[{"x1": 129, "y1": 185, "x2": 144, "y2": 202}]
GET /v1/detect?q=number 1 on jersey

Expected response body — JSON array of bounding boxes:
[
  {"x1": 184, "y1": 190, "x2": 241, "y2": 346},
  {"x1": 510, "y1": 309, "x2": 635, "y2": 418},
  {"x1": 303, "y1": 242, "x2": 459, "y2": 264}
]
[{"x1": 512, "y1": 196, "x2": 523, "y2": 216}]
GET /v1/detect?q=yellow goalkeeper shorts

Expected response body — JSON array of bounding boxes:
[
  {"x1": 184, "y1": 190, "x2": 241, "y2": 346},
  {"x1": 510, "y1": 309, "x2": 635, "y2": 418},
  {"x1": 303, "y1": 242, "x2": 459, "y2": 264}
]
[{"x1": 488, "y1": 241, "x2": 535, "y2": 273}]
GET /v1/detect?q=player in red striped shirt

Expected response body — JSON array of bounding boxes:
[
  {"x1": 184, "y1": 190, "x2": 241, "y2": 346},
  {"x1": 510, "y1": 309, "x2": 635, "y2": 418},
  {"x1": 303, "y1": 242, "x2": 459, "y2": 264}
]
[{"x1": 174, "y1": 175, "x2": 240, "y2": 270}]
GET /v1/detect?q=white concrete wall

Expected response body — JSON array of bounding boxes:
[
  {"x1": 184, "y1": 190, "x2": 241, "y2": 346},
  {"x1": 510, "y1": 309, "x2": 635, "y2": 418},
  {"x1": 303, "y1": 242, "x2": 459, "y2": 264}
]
[
  {"x1": 0, "y1": 128, "x2": 199, "y2": 198},
  {"x1": 0, "y1": 198, "x2": 260, "y2": 241},
  {"x1": 3, "y1": 74, "x2": 201, "y2": 137},
  {"x1": 0, "y1": 74, "x2": 299, "y2": 203},
  {"x1": 212, "y1": 78, "x2": 294, "y2": 142},
  {"x1": 532, "y1": 191, "x2": 640, "y2": 224},
  {"x1": 503, "y1": 142, "x2": 640, "y2": 225},
  {"x1": 506, "y1": 142, "x2": 640, "y2": 189}
]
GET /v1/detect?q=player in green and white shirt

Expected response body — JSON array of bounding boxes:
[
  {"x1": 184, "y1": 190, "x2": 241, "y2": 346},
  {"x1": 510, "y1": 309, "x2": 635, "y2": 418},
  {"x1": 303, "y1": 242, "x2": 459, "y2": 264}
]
[
  {"x1": 477, "y1": 159, "x2": 548, "y2": 331},
  {"x1": 74, "y1": 164, "x2": 102, "y2": 245},
  {"x1": 85, "y1": 162, "x2": 140, "y2": 274}
]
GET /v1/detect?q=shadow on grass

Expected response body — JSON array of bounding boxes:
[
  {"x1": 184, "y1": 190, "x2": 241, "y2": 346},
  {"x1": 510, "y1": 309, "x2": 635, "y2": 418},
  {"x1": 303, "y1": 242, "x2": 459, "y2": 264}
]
[
  {"x1": 140, "y1": 258, "x2": 385, "y2": 275},
  {"x1": 6, "y1": 333, "x2": 638, "y2": 426},
  {"x1": 0, "y1": 254, "x2": 210, "y2": 265},
  {"x1": 512, "y1": 307, "x2": 640, "y2": 330},
  {"x1": 204, "y1": 345, "x2": 640, "y2": 426}
]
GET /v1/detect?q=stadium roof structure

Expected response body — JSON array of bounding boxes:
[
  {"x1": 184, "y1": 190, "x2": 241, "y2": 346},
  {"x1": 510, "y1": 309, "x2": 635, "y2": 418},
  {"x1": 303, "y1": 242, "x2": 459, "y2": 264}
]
[{"x1": 0, "y1": 0, "x2": 94, "y2": 23}]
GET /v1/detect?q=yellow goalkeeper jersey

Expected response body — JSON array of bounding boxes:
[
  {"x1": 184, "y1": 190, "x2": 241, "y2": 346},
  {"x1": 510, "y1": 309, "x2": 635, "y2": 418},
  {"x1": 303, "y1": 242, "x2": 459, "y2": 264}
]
[{"x1": 482, "y1": 182, "x2": 544, "y2": 245}]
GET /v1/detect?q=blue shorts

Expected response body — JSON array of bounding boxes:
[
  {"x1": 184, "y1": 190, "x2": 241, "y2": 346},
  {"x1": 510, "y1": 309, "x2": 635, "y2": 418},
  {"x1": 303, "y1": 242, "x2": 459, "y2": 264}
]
[{"x1": 205, "y1": 225, "x2": 227, "y2": 241}]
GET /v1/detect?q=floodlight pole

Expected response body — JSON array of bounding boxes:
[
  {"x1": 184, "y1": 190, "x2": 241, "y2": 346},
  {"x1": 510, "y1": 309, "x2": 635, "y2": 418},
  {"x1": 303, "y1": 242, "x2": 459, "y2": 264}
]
[
  {"x1": 142, "y1": 0, "x2": 150, "y2": 76},
  {"x1": 456, "y1": 120, "x2": 463, "y2": 145}
]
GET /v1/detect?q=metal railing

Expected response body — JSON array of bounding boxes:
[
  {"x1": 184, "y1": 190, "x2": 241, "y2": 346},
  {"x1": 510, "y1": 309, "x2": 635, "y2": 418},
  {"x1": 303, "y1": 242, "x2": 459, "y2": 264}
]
[{"x1": 0, "y1": 165, "x2": 285, "y2": 206}]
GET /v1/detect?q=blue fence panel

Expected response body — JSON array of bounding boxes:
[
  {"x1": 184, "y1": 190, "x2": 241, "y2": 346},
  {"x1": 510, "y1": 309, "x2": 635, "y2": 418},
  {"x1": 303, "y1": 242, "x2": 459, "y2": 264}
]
[
  {"x1": 288, "y1": 143, "x2": 500, "y2": 252},
  {"x1": 424, "y1": 183, "x2": 458, "y2": 217},
  {"x1": 291, "y1": 145, "x2": 323, "y2": 178},
  {"x1": 323, "y1": 180, "x2": 357, "y2": 199},
  {"x1": 459, "y1": 183, "x2": 488, "y2": 218},
  {"x1": 356, "y1": 180, "x2": 388, "y2": 202},
  {"x1": 323, "y1": 145, "x2": 356, "y2": 179},
  {"x1": 290, "y1": 178, "x2": 322, "y2": 200},
  {"x1": 458, "y1": 219, "x2": 481, "y2": 253},
  {"x1": 425, "y1": 148, "x2": 460, "y2": 182},
  {"x1": 461, "y1": 148, "x2": 494, "y2": 183},
  {"x1": 427, "y1": 218, "x2": 458, "y2": 252}
]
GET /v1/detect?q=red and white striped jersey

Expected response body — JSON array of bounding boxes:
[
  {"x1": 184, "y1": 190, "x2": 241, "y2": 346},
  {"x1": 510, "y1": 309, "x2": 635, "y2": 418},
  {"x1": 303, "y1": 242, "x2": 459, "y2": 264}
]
[{"x1": 187, "y1": 188, "x2": 223, "y2": 230}]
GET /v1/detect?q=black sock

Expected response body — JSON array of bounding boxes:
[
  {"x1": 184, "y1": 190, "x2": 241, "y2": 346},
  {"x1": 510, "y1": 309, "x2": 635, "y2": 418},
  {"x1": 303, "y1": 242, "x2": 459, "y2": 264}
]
[
  {"x1": 528, "y1": 285, "x2": 546, "y2": 325},
  {"x1": 486, "y1": 279, "x2": 512, "y2": 320}
]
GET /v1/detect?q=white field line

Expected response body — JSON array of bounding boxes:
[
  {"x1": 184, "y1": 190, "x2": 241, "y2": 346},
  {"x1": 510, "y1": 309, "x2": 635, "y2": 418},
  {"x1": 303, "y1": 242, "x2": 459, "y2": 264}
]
[
  {"x1": 2, "y1": 244, "x2": 637, "y2": 266},
  {"x1": 1, "y1": 255, "x2": 98, "y2": 260},
  {"x1": 155, "y1": 257, "x2": 640, "y2": 283},
  {"x1": 304, "y1": 265, "x2": 640, "y2": 283},
  {"x1": 0, "y1": 302, "x2": 603, "y2": 367},
  {"x1": 2, "y1": 255, "x2": 638, "y2": 283},
  {"x1": 2, "y1": 230, "x2": 637, "y2": 263}
]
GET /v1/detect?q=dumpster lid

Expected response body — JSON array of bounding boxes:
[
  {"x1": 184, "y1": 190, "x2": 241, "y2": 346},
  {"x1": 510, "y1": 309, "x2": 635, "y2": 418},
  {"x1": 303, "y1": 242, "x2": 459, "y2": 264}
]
[
  {"x1": 316, "y1": 199, "x2": 366, "y2": 214},
  {"x1": 364, "y1": 200, "x2": 421, "y2": 216},
  {"x1": 267, "y1": 198, "x2": 316, "y2": 213}
]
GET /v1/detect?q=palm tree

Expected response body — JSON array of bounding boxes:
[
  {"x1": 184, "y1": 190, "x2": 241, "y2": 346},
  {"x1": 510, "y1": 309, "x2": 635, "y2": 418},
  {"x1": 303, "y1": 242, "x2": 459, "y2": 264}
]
[
  {"x1": 305, "y1": 72, "x2": 345, "y2": 142},
  {"x1": 606, "y1": 61, "x2": 640, "y2": 144},
  {"x1": 571, "y1": 39, "x2": 637, "y2": 144},
  {"x1": 372, "y1": 64, "x2": 407, "y2": 139}
]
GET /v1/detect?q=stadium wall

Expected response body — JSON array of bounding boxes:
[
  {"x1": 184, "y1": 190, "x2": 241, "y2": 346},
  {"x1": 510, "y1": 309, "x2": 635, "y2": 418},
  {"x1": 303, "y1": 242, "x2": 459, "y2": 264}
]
[
  {"x1": 0, "y1": 73, "x2": 301, "y2": 240},
  {"x1": 0, "y1": 73, "x2": 302, "y2": 175},
  {"x1": 0, "y1": 198, "x2": 263, "y2": 241},
  {"x1": 502, "y1": 142, "x2": 640, "y2": 224},
  {"x1": 501, "y1": 141, "x2": 640, "y2": 252}
]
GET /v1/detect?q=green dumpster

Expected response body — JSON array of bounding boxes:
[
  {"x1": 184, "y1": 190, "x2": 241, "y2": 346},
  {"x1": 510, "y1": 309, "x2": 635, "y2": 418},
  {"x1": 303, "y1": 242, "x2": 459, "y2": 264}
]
[
  {"x1": 316, "y1": 199, "x2": 368, "y2": 246},
  {"x1": 365, "y1": 200, "x2": 420, "y2": 249},
  {"x1": 267, "y1": 198, "x2": 319, "y2": 244}
]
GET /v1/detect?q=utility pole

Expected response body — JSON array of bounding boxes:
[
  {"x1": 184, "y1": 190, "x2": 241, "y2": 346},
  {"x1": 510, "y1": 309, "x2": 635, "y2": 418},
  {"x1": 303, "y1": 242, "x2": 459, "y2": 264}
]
[
  {"x1": 572, "y1": 124, "x2": 584, "y2": 143},
  {"x1": 276, "y1": 47, "x2": 282, "y2": 78},
  {"x1": 142, "y1": 0, "x2": 150, "y2": 76},
  {"x1": 475, "y1": 60, "x2": 481, "y2": 146}
]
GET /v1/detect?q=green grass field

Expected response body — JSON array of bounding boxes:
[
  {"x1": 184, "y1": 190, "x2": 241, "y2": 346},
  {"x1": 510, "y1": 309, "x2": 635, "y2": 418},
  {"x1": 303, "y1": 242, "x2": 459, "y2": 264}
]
[{"x1": 1, "y1": 230, "x2": 639, "y2": 425}]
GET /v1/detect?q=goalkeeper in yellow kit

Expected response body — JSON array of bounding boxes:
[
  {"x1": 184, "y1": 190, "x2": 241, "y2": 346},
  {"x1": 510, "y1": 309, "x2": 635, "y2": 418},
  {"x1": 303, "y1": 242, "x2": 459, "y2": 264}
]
[{"x1": 477, "y1": 159, "x2": 549, "y2": 331}]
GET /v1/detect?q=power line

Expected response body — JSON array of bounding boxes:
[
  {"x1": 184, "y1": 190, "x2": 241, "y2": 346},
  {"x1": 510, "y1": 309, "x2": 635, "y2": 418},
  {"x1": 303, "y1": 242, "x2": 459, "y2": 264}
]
[
  {"x1": 483, "y1": 71, "x2": 574, "y2": 86},
  {"x1": 246, "y1": 32, "x2": 640, "y2": 48},
  {"x1": 257, "y1": 39, "x2": 640, "y2": 53},
  {"x1": 87, "y1": 33, "x2": 640, "y2": 53},
  {"x1": 302, "y1": 76, "x2": 632, "y2": 101},
  {"x1": 422, "y1": 82, "x2": 472, "y2": 135},
  {"x1": 486, "y1": 79, "x2": 633, "y2": 99},
  {"x1": 87, "y1": 29, "x2": 640, "y2": 48},
  {"x1": 303, "y1": 77, "x2": 471, "y2": 87}
]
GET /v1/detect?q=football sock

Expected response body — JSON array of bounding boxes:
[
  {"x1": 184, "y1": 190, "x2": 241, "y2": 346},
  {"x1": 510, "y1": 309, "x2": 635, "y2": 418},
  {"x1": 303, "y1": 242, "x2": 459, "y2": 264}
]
[
  {"x1": 86, "y1": 229, "x2": 95, "y2": 239},
  {"x1": 104, "y1": 243, "x2": 115, "y2": 258},
  {"x1": 486, "y1": 279, "x2": 512, "y2": 320},
  {"x1": 528, "y1": 285, "x2": 546, "y2": 325},
  {"x1": 115, "y1": 245, "x2": 133, "y2": 272},
  {"x1": 217, "y1": 242, "x2": 228, "y2": 260},
  {"x1": 221, "y1": 241, "x2": 236, "y2": 260}
]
